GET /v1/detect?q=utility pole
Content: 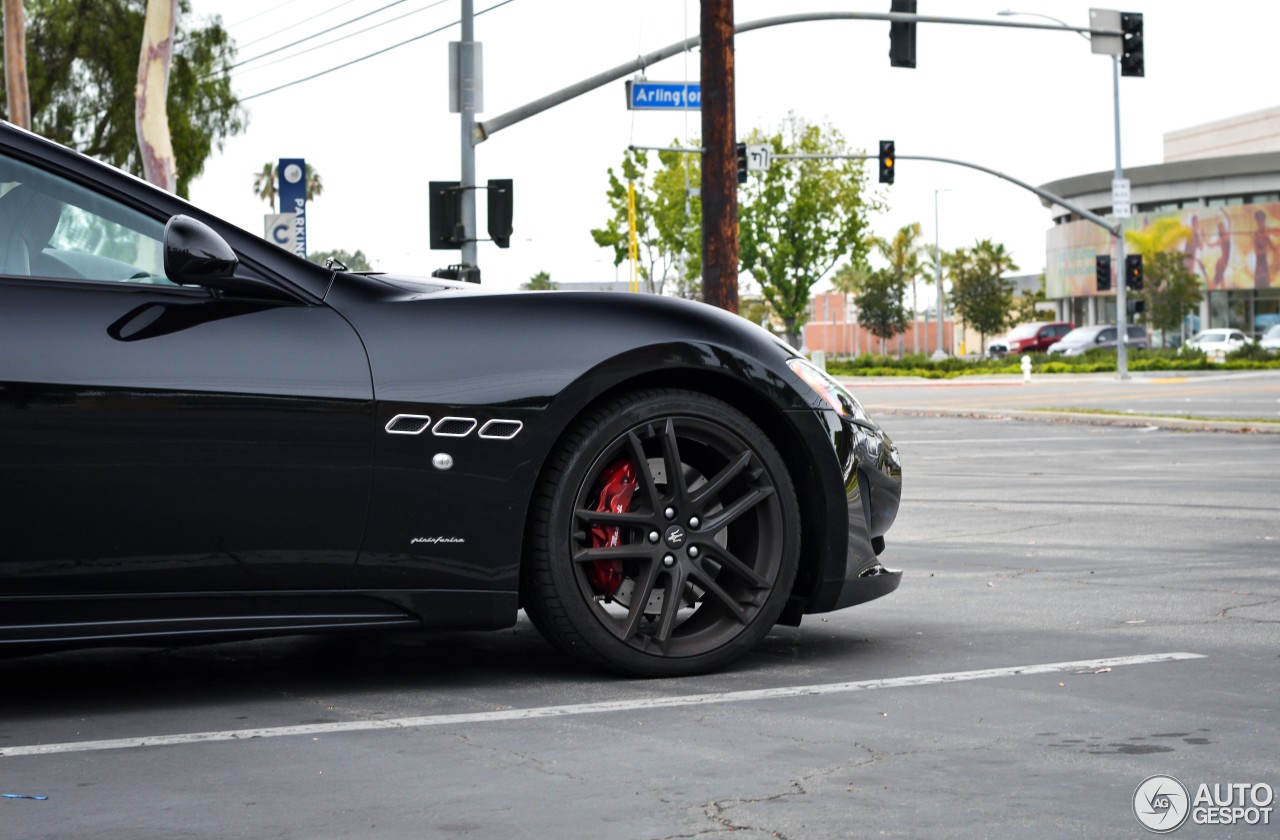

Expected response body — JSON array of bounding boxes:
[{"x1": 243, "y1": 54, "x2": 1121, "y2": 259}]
[{"x1": 700, "y1": 0, "x2": 738, "y2": 313}]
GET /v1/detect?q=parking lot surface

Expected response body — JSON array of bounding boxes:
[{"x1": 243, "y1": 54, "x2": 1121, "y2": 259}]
[{"x1": 3, "y1": 415, "x2": 1277, "y2": 838}]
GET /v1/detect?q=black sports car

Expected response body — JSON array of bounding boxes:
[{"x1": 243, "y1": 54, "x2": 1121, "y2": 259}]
[{"x1": 0, "y1": 122, "x2": 901, "y2": 677}]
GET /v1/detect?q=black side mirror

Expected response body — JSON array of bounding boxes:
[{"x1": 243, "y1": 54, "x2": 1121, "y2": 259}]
[
  {"x1": 164, "y1": 215, "x2": 238, "y2": 286},
  {"x1": 163, "y1": 215, "x2": 284, "y2": 298}
]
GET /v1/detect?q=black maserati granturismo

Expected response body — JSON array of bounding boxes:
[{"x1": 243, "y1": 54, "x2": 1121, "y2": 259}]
[{"x1": 0, "y1": 122, "x2": 901, "y2": 676}]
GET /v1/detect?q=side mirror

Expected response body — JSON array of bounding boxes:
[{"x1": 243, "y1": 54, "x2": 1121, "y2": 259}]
[
  {"x1": 164, "y1": 215, "x2": 238, "y2": 286},
  {"x1": 163, "y1": 215, "x2": 285, "y2": 298}
]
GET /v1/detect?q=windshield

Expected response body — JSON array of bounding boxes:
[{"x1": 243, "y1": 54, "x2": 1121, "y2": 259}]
[
  {"x1": 1058, "y1": 327, "x2": 1099, "y2": 344},
  {"x1": 1265, "y1": 325, "x2": 1280, "y2": 338},
  {"x1": 1007, "y1": 323, "x2": 1042, "y2": 340},
  {"x1": 1194, "y1": 332, "x2": 1225, "y2": 343}
]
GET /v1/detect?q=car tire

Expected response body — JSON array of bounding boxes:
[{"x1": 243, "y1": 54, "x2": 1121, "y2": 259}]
[{"x1": 521, "y1": 389, "x2": 800, "y2": 677}]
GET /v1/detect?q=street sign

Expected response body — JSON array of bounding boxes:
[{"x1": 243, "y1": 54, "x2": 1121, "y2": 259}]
[
  {"x1": 264, "y1": 213, "x2": 296, "y2": 252},
  {"x1": 625, "y1": 80, "x2": 700, "y2": 111},
  {"x1": 278, "y1": 158, "x2": 307, "y2": 258},
  {"x1": 745, "y1": 144, "x2": 770, "y2": 172},
  {"x1": 1112, "y1": 177, "x2": 1131, "y2": 219}
]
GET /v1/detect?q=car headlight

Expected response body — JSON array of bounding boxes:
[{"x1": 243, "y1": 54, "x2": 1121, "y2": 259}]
[{"x1": 786, "y1": 357, "x2": 869, "y2": 422}]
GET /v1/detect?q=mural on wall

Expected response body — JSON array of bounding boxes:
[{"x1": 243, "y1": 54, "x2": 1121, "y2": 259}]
[{"x1": 1046, "y1": 202, "x2": 1280, "y2": 298}]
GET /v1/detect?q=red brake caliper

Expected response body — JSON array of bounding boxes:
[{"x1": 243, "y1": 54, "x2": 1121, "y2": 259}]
[{"x1": 585, "y1": 459, "x2": 637, "y2": 596}]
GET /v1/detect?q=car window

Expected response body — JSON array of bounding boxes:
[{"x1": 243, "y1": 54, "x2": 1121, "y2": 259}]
[
  {"x1": 0, "y1": 155, "x2": 173, "y2": 286},
  {"x1": 1127, "y1": 326, "x2": 1145, "y2": 339},
  {"x1": 1098, "y1": 328, "x2": 1116, "y2": 342}
]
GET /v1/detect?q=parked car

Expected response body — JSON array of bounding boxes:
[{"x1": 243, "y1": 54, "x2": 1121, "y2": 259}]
[
  {"x1": 1183, "y1": 328, "x2": 1249, "y2": 361},
  {"x1": 1047, "y1": 324, "x2": 1149, "y2": 356},
  {"x1": 0, "y1": 122, "x2": 902, "y2": 677},
  {"x1": 1260, "y1": 324, "x2": 1280, "y2": 353},
  {"x1": 992, "y1": 321, "x2": 1075, "y2": 356}
]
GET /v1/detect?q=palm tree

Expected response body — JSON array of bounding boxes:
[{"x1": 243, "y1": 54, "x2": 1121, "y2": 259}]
[
  {"x1": 830, "y1": 262, "x2": 868, "y2": 357},
  {"x1": 253, "y1": 162, "x2": 324, "y2": 211},
  {"x1": 1124, "y1": 216, "x2": 1191, "y2": 260},
  {"x1": 873, "y1": 223, "x2": 924, "y2": 356}
]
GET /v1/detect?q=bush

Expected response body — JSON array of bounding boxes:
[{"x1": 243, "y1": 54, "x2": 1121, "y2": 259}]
[
  {"x1": 1225, "y1": 340, "x2": 1276, "y2": 363},
  {"x1": 822, "y1": 346, "x2": 1280, "y2": 377}
]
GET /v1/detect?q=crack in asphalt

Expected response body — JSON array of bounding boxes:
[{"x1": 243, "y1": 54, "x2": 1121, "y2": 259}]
[
  {"x1": 1216, "y1": 597, "x2": 1280, "y2": 623},
  {"x1": 451, "y1": 733, "x2": 588, "y2": 783},
  {"x1": 695, "y1": 746, "x2": 882, "y2": 840}
]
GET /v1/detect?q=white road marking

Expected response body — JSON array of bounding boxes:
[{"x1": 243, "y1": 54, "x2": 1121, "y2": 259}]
[{"x1": 0, "y1": 652, "x2": 1204, "y2": 759}]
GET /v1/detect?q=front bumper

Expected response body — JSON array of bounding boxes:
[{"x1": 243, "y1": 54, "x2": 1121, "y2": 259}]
[{"x1": 801, "y1": 410, "x2": 902, "y2": 615}]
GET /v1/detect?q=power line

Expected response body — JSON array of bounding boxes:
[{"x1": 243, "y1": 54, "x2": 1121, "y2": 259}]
[
  {"x1": 238, "y1": 0, "x2": 517, "y2": 104},
  {"x1": 235, "y1": 0, "x2": 365, "y2": 50},
  {"x1": 228, "y1": 0, "x2": 452, "y2": 81},
  {"x1": 231, "y1": 0, "x2": 415, "y2": 72},
  {"x1": 227, "y1": 0, "x2": 306, "y2": 30}
]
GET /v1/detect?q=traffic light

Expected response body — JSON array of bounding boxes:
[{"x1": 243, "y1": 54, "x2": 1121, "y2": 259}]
[
  {"x1": 1120, "y1": 12, "x2": 1144, "y2": 77},
  {"x1": 878, "y1": 140, "x2": 895, "y2": 185},
  {"x1": 735, "y1": 143, "x2": 749, "y2": 185},
  {"x1": 486, "y1": 179, "x2": 513, "y2": 248},
  {"x1": 1095, "y1": 254, "x2": 1112, "y2": 292},
  {"x1": 429, "y1": 181, "x2": 462, "y2": 250},
  {"x1": 1126, "y1": 254, "x2": 1144, "y2": 291},
  {"x1": 889, "y1": 0, "x2": 917, "y2": 68}
]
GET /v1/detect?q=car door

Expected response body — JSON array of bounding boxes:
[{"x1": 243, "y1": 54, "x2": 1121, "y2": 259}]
[{"x1": 0, "y1": 152, "x2": 373, "y2": 596}]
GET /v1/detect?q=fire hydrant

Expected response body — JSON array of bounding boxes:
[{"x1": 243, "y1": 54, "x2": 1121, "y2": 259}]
[{"x1": 1021, "y1": 354, "x2": 1032, "y2": 383}]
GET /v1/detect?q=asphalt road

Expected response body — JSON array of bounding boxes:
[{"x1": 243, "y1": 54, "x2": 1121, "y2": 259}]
[
  {"x1": 3, "y1": 415, "x2": 1278, "y2": 839},
  {"x1": 847, "y1": 368, "x2": 1280, "y2": 426}
]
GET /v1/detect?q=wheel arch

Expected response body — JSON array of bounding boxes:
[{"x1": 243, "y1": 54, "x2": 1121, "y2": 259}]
[{"x1": 517, "y1": 362, "x2": 835, "y2": 617}]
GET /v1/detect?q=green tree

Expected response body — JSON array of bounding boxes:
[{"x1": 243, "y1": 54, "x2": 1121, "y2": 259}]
[
  {"x1": 1125, "y1": 218, "x2": 1203, "y2": 336},
  {"x1": 739, "y1": 116, "x2": 879, "y2": 348},
  {"x1": 949, "y1": 239, "x2": 1019, "y2": 353},
  {"x1": 522, "y1": 270, "x2": 556, "y2": 290},
  {"x1": 254, "y1": 161, "x2": 324, "y2": 211},
  {"x1": 1, "y1": 0, "x2": 245, "y2": 198},
  {"x1": 1011, "y1": 274, "x2": 1048, "y2": 324},
  {"x1": 591, "y1": 144, "x2": 701, "y2": 296},
  {"x1": 308, "y1": 249, "x2": 371, "y2": 271},
  {"x1": 853, "y1": 267, "x2": 908, "y2": 355},
  {"x1": 874, "y1": 223, "x2": 925, "y2": 353}
]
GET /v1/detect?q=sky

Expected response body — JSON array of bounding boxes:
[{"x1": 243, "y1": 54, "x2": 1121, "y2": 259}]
[{"x1": 184, "y1": 0, "x2": 1280, "y2": 295}]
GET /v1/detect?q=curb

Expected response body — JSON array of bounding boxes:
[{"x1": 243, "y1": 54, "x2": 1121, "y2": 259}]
[{"x1": 866, "y1": 406, "x2": 1280, "y2": 435}]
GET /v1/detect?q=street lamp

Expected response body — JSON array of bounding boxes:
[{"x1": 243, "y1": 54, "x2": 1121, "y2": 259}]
[
  {"x1": 933, "y1": 188, "x2": 950, "y2": 359},
  {"x1": 998, "y1": 9, "x2": 1130, "y2": 379}
]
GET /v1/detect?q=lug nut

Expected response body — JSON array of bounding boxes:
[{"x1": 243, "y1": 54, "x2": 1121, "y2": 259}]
[
  {"x1": 664, "y1": 506, "x2": 676, "y2": 520},
  {"x1": 662, "y1": 554, "x2": 675, "y2": 568},
  {"x1": 688, "y1": 546, "x2": 700, "y2": 559},
  {"x1": 648, "y1": 530, "x2": 660, "y2": 543},
  {"x1": 688, "y1": 516, "x2": 700, "y2": 529}
]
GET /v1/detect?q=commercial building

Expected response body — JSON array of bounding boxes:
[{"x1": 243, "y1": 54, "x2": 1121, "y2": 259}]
[{"x1": 1041, "y1": 105, "x2": 1280, "y2": 338}]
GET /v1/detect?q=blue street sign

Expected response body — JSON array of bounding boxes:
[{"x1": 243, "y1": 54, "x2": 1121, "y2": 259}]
[
  {"x1": 626, "y1": 81, "x2": 701, "y2": 111},
  {"x1": 277, "y1": 158, "x2": 306, "y2": 258}
]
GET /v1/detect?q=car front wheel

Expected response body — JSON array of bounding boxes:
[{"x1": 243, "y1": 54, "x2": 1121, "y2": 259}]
[{"x1": 522, "y1": 389, "x2": 800, "y2": 677}]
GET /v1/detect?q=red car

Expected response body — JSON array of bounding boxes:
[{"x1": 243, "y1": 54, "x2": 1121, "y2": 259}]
[{"x1": 999, "y1": 321, "x2": 1075, "y2": 355}]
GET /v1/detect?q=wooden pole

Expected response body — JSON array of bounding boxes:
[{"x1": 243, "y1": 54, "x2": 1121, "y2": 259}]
[
  {"x1": 700, "y1": 0, "x2": 738, "y2": 313},
  {"x1": 3, "y1": 0, "x2": 31, "y2": 129}
]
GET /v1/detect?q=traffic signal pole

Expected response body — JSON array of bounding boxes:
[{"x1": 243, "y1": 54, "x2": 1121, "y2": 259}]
[
  {"x1": 1111, "y1": 53, "x2": 1129, "y2": 379},
  {"x1": 459, "y1": 0, "x2": 478, "y2": 274}
]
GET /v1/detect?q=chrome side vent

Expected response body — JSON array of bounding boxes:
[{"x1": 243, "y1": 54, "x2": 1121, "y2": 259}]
[
  {"x1": 432, "y1": 417, "x2": 478, "y2": 437},
  {"x1": 385, "y1": 414, "x2": 431, "y2": 435},
  {"x1": 478, "y1": 419, "x2": 523, "y2": 440}
]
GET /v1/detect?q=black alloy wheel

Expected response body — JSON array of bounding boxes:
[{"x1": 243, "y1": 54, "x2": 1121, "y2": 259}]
[{"x1": 522, "y1": 389, "x2": 799, "y2": 677}]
